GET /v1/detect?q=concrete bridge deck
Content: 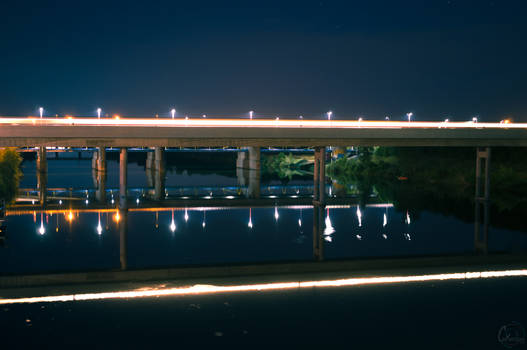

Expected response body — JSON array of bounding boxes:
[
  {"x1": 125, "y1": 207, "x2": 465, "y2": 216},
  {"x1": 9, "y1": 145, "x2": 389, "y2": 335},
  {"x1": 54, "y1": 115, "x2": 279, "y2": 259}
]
[{"x1": 0, "y1": 118, "x2": 526, "y2": 147}]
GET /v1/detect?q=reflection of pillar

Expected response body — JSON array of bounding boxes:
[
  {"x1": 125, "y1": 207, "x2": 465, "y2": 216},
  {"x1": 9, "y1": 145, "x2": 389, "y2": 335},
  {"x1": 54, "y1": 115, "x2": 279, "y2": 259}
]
[
  {"x1": 236, "y1": 147, "x2": 261, "y2": 199},
  {"x1": 146, "y1": 150, "x2": 155, "y2": 188},
  {"x1": 474, "y1": 147, "x2": 490, "y2": 254},
  {"x1": 120, "y1": 148, "x2": 128, "y2": 209},
  {"x1": 154, "y1": 148, "x2": 165, "y2": 200},
  {"x1": 313, "y1": 204, "x2": 325, "y2": 261},
  {"x1": 119, "y1": 209, "x2": 128, "y2": 270},
  {"x1": 313, "y1": 147, "x2": 326, "y2": 205},
  {"x1": 37, "y1": 169, "x2": 47, "y2": 207}
]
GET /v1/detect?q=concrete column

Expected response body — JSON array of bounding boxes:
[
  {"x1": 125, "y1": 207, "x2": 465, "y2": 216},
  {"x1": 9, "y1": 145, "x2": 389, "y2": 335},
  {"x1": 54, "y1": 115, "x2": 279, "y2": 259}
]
[
  {"x1": 313, "y1": 204, "x2": 325, "y2": 261},
  {"x1": 37, "y1": 169, "x2": 47, "y2": 207},
  {"x1": 154, "y1": 147, "x2": 165, "y2": 201},
  {"x1": 236, "y1": 147, "x2": 260, "y2": 170},
  {"x1": 236, "y1": 147, "x2": 261, "y2": 198},
  {"x1": 37, "y1": 147, "x2": 47, "y2": 173},
  {"x1": 474, "y1": 147, "x2": 490, "y2": 254},
  {"x1": 119, "y1": 148, "x2": 128, "y2": 209},
  {"x1": 313, "y1": 147, "x2": 326, "y2": 205},
  {"x1": 96, "y1": 170, "x2": 107, "y2": 203},
  {"x1": 119, "y1": 209, "x2": 128, "y2": 270},
  {"x1": 146, "y1": 150, "x2": 155, "y2": 170},
  {"x1": 97, "y1": 147, "x2": 106, "y2": 173}
]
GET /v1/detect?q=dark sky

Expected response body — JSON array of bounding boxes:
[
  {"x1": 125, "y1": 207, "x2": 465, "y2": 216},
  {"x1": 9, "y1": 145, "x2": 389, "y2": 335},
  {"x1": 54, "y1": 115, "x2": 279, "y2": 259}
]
[{"x1": 1, "y1": 0, "x2": 526, "y2": 121}]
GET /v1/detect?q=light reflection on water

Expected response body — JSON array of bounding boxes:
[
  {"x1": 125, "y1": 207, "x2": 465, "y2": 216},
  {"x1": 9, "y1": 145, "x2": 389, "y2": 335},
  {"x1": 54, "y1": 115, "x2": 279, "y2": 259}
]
[
  {"x1": 3, "y1": 155, "x2": 527, "y2": 276},
  {"x1": 1, "y1": 205, "x2": 527, "y2": 275}
]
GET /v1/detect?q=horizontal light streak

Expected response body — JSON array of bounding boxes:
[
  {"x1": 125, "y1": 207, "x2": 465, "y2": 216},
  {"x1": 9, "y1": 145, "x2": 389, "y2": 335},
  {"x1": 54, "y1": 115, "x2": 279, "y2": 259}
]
[
  {"x1": 5, "y1": 204, "x2": 394, "y2": 216},
  {"x1": 0, "y1": 269, "x2": 525, "y2": 305},
  {"x1": 1, "y1": 117, "x2": 526, "y2": 129}
]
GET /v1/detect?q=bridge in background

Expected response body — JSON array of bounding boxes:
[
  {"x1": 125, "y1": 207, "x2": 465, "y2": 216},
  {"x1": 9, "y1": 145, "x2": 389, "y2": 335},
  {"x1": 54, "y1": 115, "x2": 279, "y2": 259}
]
[{"x1": 2, "y1": 117, "x2": 522, "y2": 258}]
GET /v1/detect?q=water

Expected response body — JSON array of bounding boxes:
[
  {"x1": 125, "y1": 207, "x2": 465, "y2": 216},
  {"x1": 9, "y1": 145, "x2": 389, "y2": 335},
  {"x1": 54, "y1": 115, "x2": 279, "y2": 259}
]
[{"x1": 2, "y1": 148, "x2": 527, "y2": 276}]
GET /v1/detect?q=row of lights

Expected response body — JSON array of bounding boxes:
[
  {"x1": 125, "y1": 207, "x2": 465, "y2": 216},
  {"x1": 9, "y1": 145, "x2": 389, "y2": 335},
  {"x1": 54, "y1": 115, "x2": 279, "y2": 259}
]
[
  {"x1": 37, "y1": 107, "x2": 512, "y2": 123},
  {"x1": 36, "y1": 107, "x2": 435, "y2": 121}
]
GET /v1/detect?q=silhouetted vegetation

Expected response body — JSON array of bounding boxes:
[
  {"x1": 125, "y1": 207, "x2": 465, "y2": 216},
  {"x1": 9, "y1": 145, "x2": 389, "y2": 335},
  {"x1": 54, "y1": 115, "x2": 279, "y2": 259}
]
[
  {"x1": 261, "y1": 153, "x2": 312, "y2": 182},
  {"x1": 327, "y1": 147, "x2": 527, "y2": 232},
  {"x1": 0, "y1": 148, "x2": 22, "y2": 203}
]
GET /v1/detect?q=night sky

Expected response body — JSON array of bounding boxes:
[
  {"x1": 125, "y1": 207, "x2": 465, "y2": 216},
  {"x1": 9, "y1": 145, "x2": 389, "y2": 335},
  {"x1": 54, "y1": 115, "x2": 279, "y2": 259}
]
[{"x1": 1, "y1": 0, "x2": 526, "y2": 121}]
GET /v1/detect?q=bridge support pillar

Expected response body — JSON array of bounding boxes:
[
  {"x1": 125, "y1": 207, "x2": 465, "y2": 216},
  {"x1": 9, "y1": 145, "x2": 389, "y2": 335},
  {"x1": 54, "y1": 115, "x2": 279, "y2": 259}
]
[
  {"x1": 313, "y1": 147, "x2": 326, "y2": 205},
  {"x1": 119, "y1": 209, "x2": 128, "y2": 270},
  {"x1": 37, "y1": 147, "x2": 47, "y2": 173},
  {"x1": 95, "y1": 170, "x2": 107, "y2": 203},
  {"x1": 119, "y1": 148, "x2": 128, "y2": 209},
  {"x1": 92, "y1": 148, "x2": 106, "y2": 171},
  {"x1": 37, "y1": 169, "x2": 47, "y2": 207},
  {"x1": 36, "y1": 147, "x2": 47, "y2": 206},
  {"x1": 154, "y1": 148, "x2": 165, "y2": 201},
  {"x1": 237, "y1": 147, "x2": 261, "y2": 199},
  {"x1": 474, "y1": 147, "x2": 490, "y2": 254}
]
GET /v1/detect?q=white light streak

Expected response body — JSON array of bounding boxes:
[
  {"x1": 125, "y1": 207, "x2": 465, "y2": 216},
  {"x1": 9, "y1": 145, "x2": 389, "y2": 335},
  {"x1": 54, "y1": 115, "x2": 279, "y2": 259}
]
[
  {"x1": 383, "y1": 213, "x2": 387, "y2": 227},
  {"x1": 39, "y1": 107, "x2": 43, "y2": 119},
  {"x1": 171, "y1": 109, "x2": 176, "y2": 119},
  {"x1": 97, "y1": 108, "x2": 102, "y2": 119},
  {"x1": 356, "y1": 206, "x2": 362, "y2": 227},
  {"x1": 249, "y1": 111, "x2": 253, "y2": 119},
  {"x1": 5, "y1": 117, "x2": 527, "y2": 130},
  {"x1": 327, "y1": 111, "x2": 332, "y2": 120},
  {"x1": 3, "y1": 269, "x2": 526, "y2": 305}
]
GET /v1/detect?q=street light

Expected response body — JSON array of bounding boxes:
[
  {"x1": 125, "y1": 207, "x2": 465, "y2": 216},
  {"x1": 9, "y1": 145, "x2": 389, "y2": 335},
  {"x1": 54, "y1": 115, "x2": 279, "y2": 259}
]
[
  {"x1": 406, "y1": 112, "x2": 413, "y2": 122},
  {"x1": 97, "y1": 108, "x2": 102, "y2": 119},
  {"x1": 327, "y1": 111, "x2": 332, "y2": 120},
  {"x1": 249, "y1": 110, "x2": 254, "y2": 119},
  {"x1": 171, "y1": 109, "x2": 176, "y2": 119},
  {"x1": 39, "y1": 107, "x2": 43, "y2": 119}
]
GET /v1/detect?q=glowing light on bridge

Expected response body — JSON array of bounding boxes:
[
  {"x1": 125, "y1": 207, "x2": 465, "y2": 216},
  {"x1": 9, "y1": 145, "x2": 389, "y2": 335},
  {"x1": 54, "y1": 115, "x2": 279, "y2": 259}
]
[
  {"x1": 5, "y1": 117, "x2": 527, "y2": 130},
  {"x1": 406, "y1": 112, "x2": 413, "y2": 122},
  {"x1": 39, "y1": 107, "x2": 43, "y2": 119},
  {"x1": 249, "y1": 111, "x2": 253, "y2": 119},
  {"x1": 97, "y1": 108, "x2": 102, "y2": 119},
  {"x1": 171, "y1": 109, "x2": 176, "y2": 119},
  {"x1": 327, "y1": 111, "x2": 333, "y2": 120}
]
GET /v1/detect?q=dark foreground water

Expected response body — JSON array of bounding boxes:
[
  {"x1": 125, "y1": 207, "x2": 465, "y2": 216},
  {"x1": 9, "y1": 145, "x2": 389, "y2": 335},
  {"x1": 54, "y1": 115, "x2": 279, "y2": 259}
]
[{"x1": 2, "y1": 278, "x2": 527, "y2": 348}]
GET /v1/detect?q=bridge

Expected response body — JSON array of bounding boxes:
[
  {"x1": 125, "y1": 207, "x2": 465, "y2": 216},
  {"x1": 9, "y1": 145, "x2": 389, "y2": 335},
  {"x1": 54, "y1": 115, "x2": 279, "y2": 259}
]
[
  {"x1": 2, "y1": 116, "x2": 524, "y2": 257},
  {"x1": 0, "y1": 117, "x2": 526, "y2": 147}
]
